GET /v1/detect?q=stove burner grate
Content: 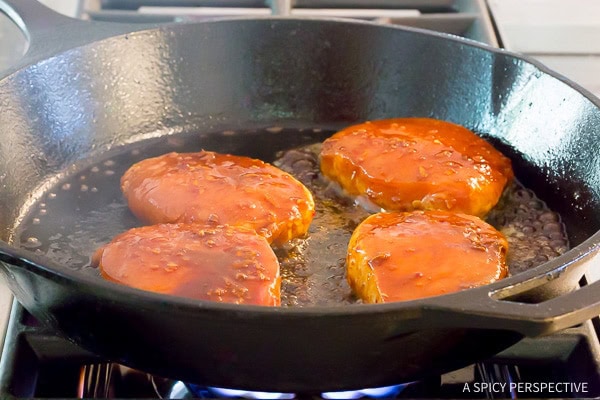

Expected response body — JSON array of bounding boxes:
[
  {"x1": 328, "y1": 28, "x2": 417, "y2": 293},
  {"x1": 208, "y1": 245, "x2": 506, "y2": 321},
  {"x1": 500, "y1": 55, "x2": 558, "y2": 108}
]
[{"x1": 1, "y1": 303, "x2": 600, "y2": 399}]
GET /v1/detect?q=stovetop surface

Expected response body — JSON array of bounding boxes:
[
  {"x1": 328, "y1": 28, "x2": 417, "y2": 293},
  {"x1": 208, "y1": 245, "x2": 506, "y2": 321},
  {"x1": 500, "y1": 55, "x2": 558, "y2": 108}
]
[{"x1": 1, "y1": 302, "x2": 600, "y2": 399}]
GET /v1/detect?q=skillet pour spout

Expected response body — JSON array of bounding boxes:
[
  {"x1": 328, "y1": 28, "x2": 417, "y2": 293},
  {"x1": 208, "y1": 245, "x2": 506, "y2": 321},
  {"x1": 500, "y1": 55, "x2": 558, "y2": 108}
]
[{"x1": 0, "y1": 0, "x2": 600, "y2": 392}]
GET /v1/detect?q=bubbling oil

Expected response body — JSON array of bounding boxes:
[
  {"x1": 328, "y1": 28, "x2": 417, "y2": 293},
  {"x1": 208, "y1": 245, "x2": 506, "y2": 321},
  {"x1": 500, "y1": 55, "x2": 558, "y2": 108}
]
[{"x1": 15, "y1": 127, "x2": 569, "y2": 307}]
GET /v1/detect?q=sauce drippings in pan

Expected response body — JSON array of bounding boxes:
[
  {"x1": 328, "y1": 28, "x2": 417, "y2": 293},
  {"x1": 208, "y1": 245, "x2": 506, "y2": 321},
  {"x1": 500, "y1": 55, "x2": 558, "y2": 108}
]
[{"x1": 15, "y1": 127, "x2": 569, "y2": 307}]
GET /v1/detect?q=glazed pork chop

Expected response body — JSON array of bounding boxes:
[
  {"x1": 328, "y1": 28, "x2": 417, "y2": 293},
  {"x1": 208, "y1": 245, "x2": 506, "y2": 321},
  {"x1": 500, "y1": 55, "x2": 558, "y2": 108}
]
[
  {"x1": 346, "y1": 210, "x2": 508, "y2": 303},
  {"x1": 121, "y1": 151, "x2": 315, "y2": 246},
  {"x1": 93, "y1": 223, "x2": 281, "y2": 305},
  {"x1": 320, "y1": 118, "x2": 513, "y2": 217}
]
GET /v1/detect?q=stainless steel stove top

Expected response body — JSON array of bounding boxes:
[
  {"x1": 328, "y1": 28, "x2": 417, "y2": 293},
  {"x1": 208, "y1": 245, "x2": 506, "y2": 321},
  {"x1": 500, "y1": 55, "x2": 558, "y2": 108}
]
[{"x1": 81, "y1": 0, "x2": 498, "y2": 47}]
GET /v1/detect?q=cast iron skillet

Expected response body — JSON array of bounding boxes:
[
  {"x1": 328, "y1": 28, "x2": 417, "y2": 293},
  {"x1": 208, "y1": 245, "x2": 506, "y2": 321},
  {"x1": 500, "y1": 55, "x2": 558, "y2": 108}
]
[{"x1": 0, "y1": 0, "x2": 599, "y2": 392}]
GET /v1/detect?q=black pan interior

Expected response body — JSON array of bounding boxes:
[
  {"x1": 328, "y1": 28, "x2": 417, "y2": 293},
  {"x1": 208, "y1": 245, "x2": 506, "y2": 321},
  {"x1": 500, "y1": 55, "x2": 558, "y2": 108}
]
[{"x1": 12, "y1": 124, "x2": 570, "y2": 307}]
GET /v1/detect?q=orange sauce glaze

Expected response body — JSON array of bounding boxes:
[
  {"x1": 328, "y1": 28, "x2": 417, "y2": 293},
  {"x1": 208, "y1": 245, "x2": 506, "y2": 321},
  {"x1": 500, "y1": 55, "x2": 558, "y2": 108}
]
[
  {"x1": 320, "y1": 118, "x2": 514, "y2": 217},
  {"x1": 93, "y1": 223, "x2": 281, "y2": 306},
  {"x1": 346, "y1": 211, "x2": 508, "y2": 303},
  {"x1": 121, "y1": 151, "x2": 315, "y2": 246}
]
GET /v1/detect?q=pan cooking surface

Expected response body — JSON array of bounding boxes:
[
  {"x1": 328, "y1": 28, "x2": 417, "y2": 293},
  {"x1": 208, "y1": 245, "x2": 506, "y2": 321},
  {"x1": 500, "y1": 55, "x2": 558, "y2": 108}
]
[{"x1": 14, "y1": 127, "x2": 569, "y2": 306}]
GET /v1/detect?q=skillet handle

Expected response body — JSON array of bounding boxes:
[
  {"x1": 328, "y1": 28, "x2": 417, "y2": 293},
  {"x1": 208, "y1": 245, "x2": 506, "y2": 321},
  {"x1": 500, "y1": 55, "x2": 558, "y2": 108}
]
[
  {"x1": 421, "y1": 248, "x2": 600, "y2": 337},
  {"x1": 0, "y1": 0, "x2": 156, "y2": 75}
]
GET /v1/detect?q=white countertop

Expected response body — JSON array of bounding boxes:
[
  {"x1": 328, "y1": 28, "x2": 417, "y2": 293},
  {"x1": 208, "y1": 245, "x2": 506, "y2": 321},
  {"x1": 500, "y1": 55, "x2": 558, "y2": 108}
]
[{"x1": 488, "y1": 0, "x2": 600, "y2": 98}]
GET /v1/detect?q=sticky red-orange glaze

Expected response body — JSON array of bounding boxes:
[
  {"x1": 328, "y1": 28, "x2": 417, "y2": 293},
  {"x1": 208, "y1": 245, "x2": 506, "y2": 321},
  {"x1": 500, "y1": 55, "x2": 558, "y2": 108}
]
[
  {"x1": 93, "y1": 224, "x2": 281, "y2": 306},
  {"x1": 121, "y1": 151, "x2": 315, "y2": 246},
  {"x1": 346, "y1": 211, "x2": 508, "y2": 303},
  {"x1": 320, "y1": 118, "x2": 514, "y2": 217}
]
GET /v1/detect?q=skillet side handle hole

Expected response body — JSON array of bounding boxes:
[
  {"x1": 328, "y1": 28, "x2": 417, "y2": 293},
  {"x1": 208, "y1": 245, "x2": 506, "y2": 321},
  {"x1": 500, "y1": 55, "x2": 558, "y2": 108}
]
[{"x1": 490, "y1": 271, "x2": 585, "y2": 305}]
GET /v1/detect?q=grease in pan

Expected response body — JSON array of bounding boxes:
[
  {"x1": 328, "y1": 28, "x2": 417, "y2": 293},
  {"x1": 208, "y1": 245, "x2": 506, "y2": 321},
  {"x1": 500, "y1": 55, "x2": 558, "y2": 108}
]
[{"x1": 80, "y1": 122, "x2": 567, "y2": 306}]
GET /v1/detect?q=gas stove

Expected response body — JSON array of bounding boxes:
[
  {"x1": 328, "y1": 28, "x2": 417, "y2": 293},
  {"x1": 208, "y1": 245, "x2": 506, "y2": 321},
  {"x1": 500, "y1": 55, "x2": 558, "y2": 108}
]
[
  {"x1": 81, "y1": 0, "x2": 498, "y2": 47},
  {"x1": 1, "y1": 1, "x2": 600, "y2": 399},
  {"x1": 2, "y1": 301, "x2": 600, "y2": 398}
]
